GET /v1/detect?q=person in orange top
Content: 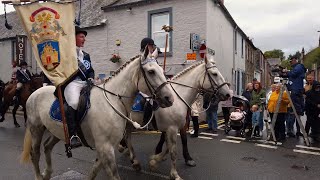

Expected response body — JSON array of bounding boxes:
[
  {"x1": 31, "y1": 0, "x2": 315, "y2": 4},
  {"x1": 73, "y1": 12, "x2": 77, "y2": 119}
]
[{"x1": 267, "y1": 84, "x2": 290, "y2": 142}]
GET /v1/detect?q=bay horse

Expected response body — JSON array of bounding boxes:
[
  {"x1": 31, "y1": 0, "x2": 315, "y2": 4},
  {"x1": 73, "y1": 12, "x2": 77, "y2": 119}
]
[
  {"x1": 0, "y1": 79, "x2": 5, "y2": 120},
  {"x1": 121, "y1": 56, "x2": 230, "y2": 179},
  {"x1": 20, "y1": 49, "x2": 174, "y2": 180},
  {"x1": 0, "y1": 75, "x2": 43, "y2": 127}
]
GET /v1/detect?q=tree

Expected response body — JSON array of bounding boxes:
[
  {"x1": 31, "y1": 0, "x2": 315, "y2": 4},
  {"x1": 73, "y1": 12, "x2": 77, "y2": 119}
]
[
  {"x1": 280, "y1": 59, "x2": 291, "y2": 70},
  {"x1": 287, "y1": 51, "x2": 301, "y2": 60},
  {"x1": 264, "y1": 49, "x2": 285, "y2": 60}
]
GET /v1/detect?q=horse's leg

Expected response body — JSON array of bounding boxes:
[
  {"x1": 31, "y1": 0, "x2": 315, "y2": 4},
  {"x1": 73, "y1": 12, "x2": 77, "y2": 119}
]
[
  {"x1": 149, "y1": 147, "x2": 169, "y2": 171},
  {"x1": 30, "y1": 125, "x2": 46, "y2": 180},
  {"x1": 12, "y1": 104, "x2": 20, "y2": 128},
  {"x1": 166, "y1": 127, "x2": 182, "y2": 180},
  {"x1": 0, "y1": 103, "x2": 9, "y2": 122},
  {"x1": 42, "y1": 135, "x2": 60, "y2": 180},
  {"x1": 98, "y1": 143, "x2": 121, "y2": 180},
  {"x1": 179, "y1": 128, "x2": 196, "y2": 167},
  {"x1": 155, "y1": 132, "x2": 166, "y2": 154},
  {"x1": 126, "y1": 129, "x2": 141, "y2": 171},
  {"x1": 88, "y1": 158, "x2": 103, "y2": 180}
]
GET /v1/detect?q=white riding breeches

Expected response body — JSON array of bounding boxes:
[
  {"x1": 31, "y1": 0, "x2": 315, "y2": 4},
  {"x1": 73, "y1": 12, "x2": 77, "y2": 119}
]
[
  {"x1": 16, "y1": 82, "x2": 23, "y2": 90},
  {"x1": 64, "y1": 80, "x2": 87, "y2": 110}
]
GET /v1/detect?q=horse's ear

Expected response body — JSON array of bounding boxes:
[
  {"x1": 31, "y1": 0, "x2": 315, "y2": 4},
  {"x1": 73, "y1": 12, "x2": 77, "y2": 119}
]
[
  {"x1": 141, "y1": 45, "x2": 149, "y2": 61},
  {"x1": 208, "y1": 55, "x2": 215, "y2": 64},
  {"x1": 152, "y1": 48, "x2": 158, "y2": 59}
]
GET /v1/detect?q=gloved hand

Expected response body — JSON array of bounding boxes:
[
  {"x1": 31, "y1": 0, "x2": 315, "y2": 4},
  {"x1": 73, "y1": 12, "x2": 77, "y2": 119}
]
[{"x1": 87, "y1": 78, "x2": 94, "y2": 85}]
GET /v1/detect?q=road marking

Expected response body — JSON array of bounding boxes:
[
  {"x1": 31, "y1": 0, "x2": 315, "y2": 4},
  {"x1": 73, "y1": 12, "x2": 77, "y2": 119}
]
[
  {"x1": 256, "y1": 140, "x2": 282, "y2": 145},
  {"x1": 220, "y1": 139, "x2": 241, "y2": 144},
  {"x1": 217, "y1": 124, "x2": 225, "y2": 130},
  {"x1": 198, "y1": 136, "x2": 213, "y2": 140},
  {"x1": 226, "y1": 136, "x2": 246, "y2": 141},
  {"x1": 293, "y1": 149, "x2": 320, "y2": 156},
  {"x1": 255, "y1": 143, "x2": 278, "y2": 149},
  {"x1": 295, "y1": 145, "x2": 320, "y2": 151},
  {"x1": 200, "y1": 132, "x2": 219, "y2": 136},
  {"x1": 118, "y1": 164, "x2": 170, "y2": 179}
]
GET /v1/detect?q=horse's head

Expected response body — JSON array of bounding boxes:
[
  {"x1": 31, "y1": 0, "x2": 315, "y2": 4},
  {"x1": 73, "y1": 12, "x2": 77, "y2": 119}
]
[
  {"x1": 137, "y1": 47, "x2": 174, "y2": 108},
  {"x1": 203, "y1": 55, "x2": 230, "y2": 101},
  {"x1": 30, "y1": 75, "x2": 43, "y2": 90}
]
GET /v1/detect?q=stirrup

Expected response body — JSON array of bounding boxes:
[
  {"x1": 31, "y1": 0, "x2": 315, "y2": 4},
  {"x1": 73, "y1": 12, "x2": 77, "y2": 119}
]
[{"x1": 70, "y1": 135, "x2": 82, "y2": 148}]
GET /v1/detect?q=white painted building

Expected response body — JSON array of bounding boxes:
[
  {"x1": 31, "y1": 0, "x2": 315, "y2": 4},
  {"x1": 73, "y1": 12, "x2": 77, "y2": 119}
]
[{"x1": 0, "y1": 0, "x2": 254, "y2": 94}]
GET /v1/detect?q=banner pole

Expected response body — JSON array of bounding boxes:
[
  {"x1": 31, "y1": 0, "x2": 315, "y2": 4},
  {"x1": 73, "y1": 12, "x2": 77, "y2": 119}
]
[
  {"x1": 161, "y1": 25, "x2": 173, "y2": 74},
  {"x1": 57, "y1": 85, "x2": 72, "y2": 158}
]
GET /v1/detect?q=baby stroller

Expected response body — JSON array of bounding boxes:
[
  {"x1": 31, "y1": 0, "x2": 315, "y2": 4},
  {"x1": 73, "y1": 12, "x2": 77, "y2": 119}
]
[{"x1": 224, "y1": 95, "x2": 250, "y2": 137}]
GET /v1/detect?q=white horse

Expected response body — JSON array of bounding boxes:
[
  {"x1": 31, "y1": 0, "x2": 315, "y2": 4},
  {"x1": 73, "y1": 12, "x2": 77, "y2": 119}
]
[
  {"x1": 20, "y1": 49, "x2": 174, "y2": 180},
  {"x1": 122, "y1": 56, "x2": 230, "y2": 180}
]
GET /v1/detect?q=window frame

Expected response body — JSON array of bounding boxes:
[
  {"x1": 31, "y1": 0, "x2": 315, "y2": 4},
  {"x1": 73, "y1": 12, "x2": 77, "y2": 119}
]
[{"x1": 148, "y1": 7, "x2": 173, "y2": 56}]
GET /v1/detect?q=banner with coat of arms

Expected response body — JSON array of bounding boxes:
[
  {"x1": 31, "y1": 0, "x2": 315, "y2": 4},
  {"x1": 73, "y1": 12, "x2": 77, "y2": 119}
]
[{"x1": 14, "y1": 1, "x2": 78, "y2": 86}]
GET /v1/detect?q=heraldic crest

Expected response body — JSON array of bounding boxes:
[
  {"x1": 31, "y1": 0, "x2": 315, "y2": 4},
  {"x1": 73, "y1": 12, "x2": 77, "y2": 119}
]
[{"x1": 29, "y1": 7, "x2": 66, "y2": 71}]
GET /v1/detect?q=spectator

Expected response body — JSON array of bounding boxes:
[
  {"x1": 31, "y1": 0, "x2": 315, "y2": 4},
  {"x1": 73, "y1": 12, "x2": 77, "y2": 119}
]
[
  {"x1": 283, "y1": 55, "x2": 306, "y2": 136},
  {"x1": 305, "y1": 81, "x2": 320, "y2": 141},
  {"x1": 190, "y1": 95, "x2": 202, "y2": 138},
  {"x1": 220, "y1": 86, "x2": 233, "y2": 127},
  {"x1": 251, "y1": 104, "x2": 260, "y2": 137},
  {"x1": 242, "y1": 83, "x2": 253, "y2": 130},
  {"x1": 266, "y1": 84, "x2": 277, "y2": 105},
  {"x1": 267, "y1": 84, "x2": 290, "y2": 142},
  {"x1": 203, "y1": 93, "x2": 220, "y2": 134},
  {"x1": 304, "y1": 74, "x2": 317, "y2": 134},
  {"x1": 250, "y1": 81, "x2": 266, "y2": 135}
]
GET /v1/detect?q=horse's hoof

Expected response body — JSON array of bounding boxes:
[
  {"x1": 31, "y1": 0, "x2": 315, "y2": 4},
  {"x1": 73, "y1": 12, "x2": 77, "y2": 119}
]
[
  {"x1": 170, "y1": 174, "x2": 183, "y2": 180},
  {"x1": 118, "y1": 144, "x2": 126, "y2": 153},
  {"x1": 149, "y1": 159, "x2": 158, "y2": 171},
  {"x1": 185, "y1": 160, "x2": 196, "y2": 167},
  {"x1": 132, "y1": 161, "x2": 142, "y2": 172},
  {"x1": 15, "y1": 123, "x2": 21, "y2": 128}
]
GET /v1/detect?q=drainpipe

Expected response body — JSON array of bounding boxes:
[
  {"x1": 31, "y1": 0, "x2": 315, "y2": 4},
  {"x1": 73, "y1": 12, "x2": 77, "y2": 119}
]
[{"x1": 232, "y1": 25, "x2": 238, "y2": 93}]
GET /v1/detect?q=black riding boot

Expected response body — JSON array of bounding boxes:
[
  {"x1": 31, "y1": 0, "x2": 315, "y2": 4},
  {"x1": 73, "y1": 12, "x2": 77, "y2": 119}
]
[
  {"x1": 13, "y1": 89, "x2": 21, "y2": 105},
  {"x1": 66, "y1": 105, "x2": 82, "y2": 148},
  {"x1": 190, "y1": 116, "x2": 199, "y2": 138}
]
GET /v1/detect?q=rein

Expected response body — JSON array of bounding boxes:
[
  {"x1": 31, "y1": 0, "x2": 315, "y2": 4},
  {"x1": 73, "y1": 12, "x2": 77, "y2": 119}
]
[{"x1": 169, "y1": 64, "x2": 229, "y2": 114}]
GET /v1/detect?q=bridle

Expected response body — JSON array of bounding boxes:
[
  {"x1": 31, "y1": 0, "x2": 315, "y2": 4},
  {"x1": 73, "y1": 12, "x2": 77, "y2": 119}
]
[{"x1": 169, "y1": 61, "x2": 229, "y2": 112}]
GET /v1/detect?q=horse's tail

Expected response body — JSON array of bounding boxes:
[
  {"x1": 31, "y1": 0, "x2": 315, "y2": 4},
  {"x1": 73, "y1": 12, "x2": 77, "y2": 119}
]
[{"x1": 20, "y1": 127, "x2": 32, "y2": 164}]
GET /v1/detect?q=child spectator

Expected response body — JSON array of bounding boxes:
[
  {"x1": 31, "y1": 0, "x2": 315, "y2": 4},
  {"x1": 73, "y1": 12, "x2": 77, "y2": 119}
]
[{"x1": 251, "y1": 104, "x2": 260, "y2": 137}]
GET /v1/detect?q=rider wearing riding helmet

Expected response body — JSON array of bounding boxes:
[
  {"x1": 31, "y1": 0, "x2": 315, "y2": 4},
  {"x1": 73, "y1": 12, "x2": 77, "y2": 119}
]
[
  {"x1": 64, "y1": 26, "x2": 95, "y2": 148},
  {"x1": 13, "y1": 61, "x2": 32, "y2": 104}
]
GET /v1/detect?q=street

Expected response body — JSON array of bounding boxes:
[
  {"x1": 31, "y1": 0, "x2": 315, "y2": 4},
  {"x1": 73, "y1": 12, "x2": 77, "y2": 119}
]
[{"x1": 1, "y1": 114, "x2": 320, "y2": 180}]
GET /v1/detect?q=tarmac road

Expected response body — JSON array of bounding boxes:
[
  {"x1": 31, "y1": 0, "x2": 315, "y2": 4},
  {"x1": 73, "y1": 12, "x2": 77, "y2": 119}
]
[{"x1": 1, "y1": 114, "x2": 320, "y2": 180}]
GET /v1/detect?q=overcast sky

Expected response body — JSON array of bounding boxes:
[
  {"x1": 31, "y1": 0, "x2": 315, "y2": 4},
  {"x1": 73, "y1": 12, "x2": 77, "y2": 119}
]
[{"x1": 1, "y1": 0, "x2": 320, "y2": 57}]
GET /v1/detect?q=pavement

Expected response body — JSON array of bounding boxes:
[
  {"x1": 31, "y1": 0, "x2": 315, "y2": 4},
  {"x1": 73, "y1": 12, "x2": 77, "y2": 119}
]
[{"x1": 1, "y1": 114, "x2": 320, "y2": 180}]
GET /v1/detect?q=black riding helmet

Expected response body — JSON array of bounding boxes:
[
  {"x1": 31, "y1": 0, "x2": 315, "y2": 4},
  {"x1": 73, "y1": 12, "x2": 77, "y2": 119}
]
[
  {"x1": 75, "y1": 26, "x2": 87, "y2": 36},
  {"x1": 20, "y1": 61, "x2": 28, "y2": 66},
  {"x1": 140, "y1": 37, "x2": 162, "y2": 54}
]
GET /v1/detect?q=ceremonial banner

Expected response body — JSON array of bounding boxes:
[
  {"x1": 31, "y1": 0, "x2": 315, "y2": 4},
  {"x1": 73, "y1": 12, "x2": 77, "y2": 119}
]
[{"x1": 14, "y1": 1, "x2": 78, "y2": 86}]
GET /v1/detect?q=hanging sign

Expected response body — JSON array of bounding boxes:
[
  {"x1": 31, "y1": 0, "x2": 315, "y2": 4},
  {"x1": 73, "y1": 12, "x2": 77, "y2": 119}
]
[{"x1": 16, "y1": 35, "x2": 27, "y2": 65}]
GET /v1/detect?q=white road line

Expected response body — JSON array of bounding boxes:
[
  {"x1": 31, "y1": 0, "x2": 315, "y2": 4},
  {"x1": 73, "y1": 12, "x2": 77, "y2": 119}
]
[
  {"x1": 217, "y1": 125, "x2": 225, "y2": 130},
  {"x1": 226, "y1": 136, "x2": 246, "y2": 141},
  {"x1": 293, "y1": 149, "x2": 320, "y2": 156},
  {"x1": 255, "y1": 143, "x2": 278, "y2": 149},
  {"x1": 295, "y1": 145, "x2": 320, "y2": 151},
  {"x1": 220, "y1": 139, "x2": 241, "y2": 144},
  {"x1": 200, "y1": 132, "x2": 219, "y2": 136},
  {"x1": 118, "y1": 164, "x2": 170, "y2": 179},
  {"x1": 256, "y1": 140, "x2": 282, "y2": 145},
  {"x1": 198, "y1": 136, "x2": 213, "y2": 140}
]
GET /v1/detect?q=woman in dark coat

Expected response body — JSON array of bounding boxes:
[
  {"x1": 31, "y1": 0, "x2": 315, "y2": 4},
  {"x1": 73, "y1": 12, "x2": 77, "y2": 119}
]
[{"x1": 305, "y1": 81, "x2": 320, "y2": 141}]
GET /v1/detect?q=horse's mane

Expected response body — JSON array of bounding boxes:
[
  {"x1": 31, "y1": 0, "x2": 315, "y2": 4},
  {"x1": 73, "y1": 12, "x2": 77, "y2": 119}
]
[
  {"x1": 105, "y1": 55, "x2": 141, "y2": 82},
  {"x1": 171, "y1": 61, "x2": 204, "y2": 80}
]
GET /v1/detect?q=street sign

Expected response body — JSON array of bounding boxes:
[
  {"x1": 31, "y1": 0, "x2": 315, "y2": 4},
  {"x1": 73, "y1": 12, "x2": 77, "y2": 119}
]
[{"x1": 186, "y1": 53, "x2": 197, "y2": 60}]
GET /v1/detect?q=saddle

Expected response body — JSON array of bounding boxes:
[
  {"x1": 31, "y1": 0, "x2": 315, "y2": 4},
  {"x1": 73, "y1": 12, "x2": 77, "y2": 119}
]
[{"x1": 50, "y1": 83, "x2": 93, "y2": 148}]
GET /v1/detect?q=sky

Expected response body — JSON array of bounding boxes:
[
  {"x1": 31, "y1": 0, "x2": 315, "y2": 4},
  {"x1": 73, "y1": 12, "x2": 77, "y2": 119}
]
[{"x1": 1, "y1": 0, "x2": 320, "y2": 57}]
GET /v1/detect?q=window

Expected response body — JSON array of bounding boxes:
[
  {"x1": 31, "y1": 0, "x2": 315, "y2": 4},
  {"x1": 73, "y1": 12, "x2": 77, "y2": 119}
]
[
  {"x1": 234, "y1": 31, "x2": 237, "y2": 54},
  {"x1": 148, "y1": 8, "x2": 172, "y2": 53},
  {"x1": 11, "y1": 40, "x2": 16, "y2": 63},
  {"x1": 241, "y1": 38, "x2": 244, "y2": 57}
]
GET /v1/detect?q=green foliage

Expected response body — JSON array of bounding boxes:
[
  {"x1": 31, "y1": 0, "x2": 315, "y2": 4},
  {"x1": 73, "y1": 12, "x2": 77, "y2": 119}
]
[
  {"x1": 264, "y1": 49, "x2": 285, "y2": 60},
  {"x1": 280, "y1": 60, "x2": 291, "y2": 70},
  {"x1": 304, "y1": 47, "x2": 320, "y2": 69}
]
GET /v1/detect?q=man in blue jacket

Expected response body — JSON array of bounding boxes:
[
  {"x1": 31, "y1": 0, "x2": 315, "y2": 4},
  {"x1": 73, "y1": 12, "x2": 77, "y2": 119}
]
[{"x1": 283, "y1": 55, "x2": 306, "y2": 137}]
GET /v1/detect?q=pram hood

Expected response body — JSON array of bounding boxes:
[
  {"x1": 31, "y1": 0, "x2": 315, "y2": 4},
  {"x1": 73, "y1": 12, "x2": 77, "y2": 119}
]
[{"x1": 232, "y1": 95, "x2": 250, "y2": 107}]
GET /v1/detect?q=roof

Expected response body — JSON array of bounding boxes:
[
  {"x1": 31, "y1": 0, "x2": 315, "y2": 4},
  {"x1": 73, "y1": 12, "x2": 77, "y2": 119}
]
[
  {"x1": 0, "y1": 0, "x2": 112, "y2": 40},
  {"x1": 101, "y1": 0, "x2": 256, "y2": 49}
]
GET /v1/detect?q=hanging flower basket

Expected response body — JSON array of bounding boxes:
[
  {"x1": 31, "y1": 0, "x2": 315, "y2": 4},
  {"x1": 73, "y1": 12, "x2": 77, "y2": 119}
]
[{"x1": 110, "y1": 54, "x2": 121, "y2": 63}]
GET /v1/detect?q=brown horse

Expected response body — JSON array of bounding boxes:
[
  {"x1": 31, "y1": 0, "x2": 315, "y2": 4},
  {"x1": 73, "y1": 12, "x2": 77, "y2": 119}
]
[{"x1": 0, "y1": 75, "x2": 43, "y2": 127}]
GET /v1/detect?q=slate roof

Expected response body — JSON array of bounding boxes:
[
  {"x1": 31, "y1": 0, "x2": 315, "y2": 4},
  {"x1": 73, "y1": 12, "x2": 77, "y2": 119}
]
[{"x1": 0, "y1": 0, "x2": 112, "y2": 40}]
